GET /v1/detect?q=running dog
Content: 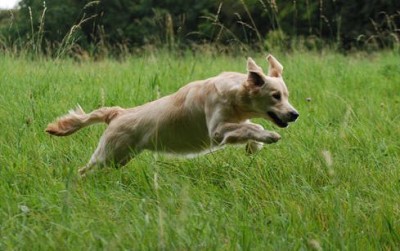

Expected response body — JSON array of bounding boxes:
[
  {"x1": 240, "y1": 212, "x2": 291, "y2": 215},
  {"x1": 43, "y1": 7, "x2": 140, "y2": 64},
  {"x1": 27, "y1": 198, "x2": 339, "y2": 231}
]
[{"x1": 46, "y1": 55, "x2": 299, "y2": 176}]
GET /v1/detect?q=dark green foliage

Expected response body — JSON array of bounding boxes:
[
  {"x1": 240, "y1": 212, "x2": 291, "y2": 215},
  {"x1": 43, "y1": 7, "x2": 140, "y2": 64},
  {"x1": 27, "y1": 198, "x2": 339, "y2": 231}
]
[{"x1": 0, "y1": 0, "x2": 399, "y2": 53}]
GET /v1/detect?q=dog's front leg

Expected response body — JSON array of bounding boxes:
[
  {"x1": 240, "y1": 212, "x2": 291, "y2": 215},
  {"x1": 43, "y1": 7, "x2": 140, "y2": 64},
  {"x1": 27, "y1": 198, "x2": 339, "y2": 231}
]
[
  {"x1": 244, "y1": 122, "x2": 264, "y2": 155},
  {"x1": 212, "y1": 122, "x2": 281, "y2": 147},
  {"x1": 245, "y1": 140, "x2": 264, "y2": 155}
]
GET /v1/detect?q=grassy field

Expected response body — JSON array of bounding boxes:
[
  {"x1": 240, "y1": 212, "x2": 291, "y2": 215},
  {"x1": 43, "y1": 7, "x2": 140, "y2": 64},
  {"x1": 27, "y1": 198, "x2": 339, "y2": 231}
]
[{"x1": 0, "y1": 50, "x2": 399, "y2": 250}]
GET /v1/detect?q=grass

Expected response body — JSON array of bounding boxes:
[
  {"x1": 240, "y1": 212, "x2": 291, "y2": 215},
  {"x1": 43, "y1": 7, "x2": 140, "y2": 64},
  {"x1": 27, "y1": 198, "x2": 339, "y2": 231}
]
[{"x1": 0, "y1": 50, "x2": 399, "y2": 250}]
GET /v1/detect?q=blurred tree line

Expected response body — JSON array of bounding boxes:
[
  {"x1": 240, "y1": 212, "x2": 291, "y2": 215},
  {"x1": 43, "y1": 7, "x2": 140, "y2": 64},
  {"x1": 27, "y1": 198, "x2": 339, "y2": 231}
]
[{"x1": 0, "y1": 0, "x2": 399, "y2": 54}]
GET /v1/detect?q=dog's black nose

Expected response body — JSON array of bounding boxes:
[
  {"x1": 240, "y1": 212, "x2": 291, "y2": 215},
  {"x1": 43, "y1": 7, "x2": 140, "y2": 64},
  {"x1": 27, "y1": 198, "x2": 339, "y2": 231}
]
[{"x1": 289, "y1": 111, "x2": 299, "y2": 121}]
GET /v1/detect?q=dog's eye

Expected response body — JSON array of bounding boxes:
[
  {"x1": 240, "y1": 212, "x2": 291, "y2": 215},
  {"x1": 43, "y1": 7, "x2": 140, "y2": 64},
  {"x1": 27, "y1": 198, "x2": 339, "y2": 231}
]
[{"x1": 272, "y1": 93, "x2": 281, "y2": 100}]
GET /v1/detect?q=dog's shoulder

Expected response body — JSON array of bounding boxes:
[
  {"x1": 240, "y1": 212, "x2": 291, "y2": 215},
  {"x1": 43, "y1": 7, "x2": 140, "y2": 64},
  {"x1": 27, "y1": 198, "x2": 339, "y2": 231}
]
[{"x1": 212, "y1": 72, "x2": 246, "y2": 97}]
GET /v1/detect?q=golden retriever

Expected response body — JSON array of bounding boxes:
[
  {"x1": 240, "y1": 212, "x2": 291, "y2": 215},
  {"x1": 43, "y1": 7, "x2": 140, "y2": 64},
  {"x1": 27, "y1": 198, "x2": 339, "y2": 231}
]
[{"x1": 46, "y1": 55, "x2": 299, "y2": 176}]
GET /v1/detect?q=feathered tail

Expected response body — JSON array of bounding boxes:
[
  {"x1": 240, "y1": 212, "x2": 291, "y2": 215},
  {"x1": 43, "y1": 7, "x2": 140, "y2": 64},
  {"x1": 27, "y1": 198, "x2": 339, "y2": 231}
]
[{"x1": 45, "y1": 105, "x2": 123, "y2": 136}]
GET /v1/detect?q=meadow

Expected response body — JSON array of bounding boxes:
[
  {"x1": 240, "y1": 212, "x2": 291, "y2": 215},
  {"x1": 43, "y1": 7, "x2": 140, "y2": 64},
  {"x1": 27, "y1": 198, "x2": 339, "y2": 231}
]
[{"x1": 0, "y1": 50, "x2": 399, "y2": 250}]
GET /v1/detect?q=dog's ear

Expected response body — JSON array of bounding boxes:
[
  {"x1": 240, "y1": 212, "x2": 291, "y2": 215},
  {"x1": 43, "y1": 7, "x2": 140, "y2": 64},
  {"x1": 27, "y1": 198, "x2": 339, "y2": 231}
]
[
  {"x1": 247, "y1": 57, "x2": 263, "y2": 72},
  {"x1": 247, "y1": 57, "x2": 265, "y2": 87},
  {"x1": 266, "y1": 54, "x2": 283, "y2": 77}
]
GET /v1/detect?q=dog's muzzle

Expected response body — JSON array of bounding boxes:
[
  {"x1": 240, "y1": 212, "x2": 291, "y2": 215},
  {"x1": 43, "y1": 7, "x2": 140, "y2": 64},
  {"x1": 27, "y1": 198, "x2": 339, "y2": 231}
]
[
  {"x1": 267, "y1": 111, "x2": 288, "y2": 128},
  {"x1": 288, "y1": 110, "x2": 299, "y2": 122},
  {"x1": 267, "y1": 110, "x2": 299, "y2": 128}
]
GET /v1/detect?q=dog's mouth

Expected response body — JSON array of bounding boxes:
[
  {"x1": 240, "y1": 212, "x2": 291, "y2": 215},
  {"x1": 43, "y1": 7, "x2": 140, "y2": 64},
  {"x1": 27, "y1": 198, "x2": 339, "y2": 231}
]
[{"x1": 267, "y1": 111, "x2": 288, "y2": 128}]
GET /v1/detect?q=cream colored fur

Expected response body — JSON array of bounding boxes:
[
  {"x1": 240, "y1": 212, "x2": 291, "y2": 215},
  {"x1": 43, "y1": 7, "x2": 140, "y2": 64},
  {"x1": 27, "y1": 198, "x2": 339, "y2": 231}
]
[{"x1": 46, "y1": 55, "x2": 299, "y2": 176}]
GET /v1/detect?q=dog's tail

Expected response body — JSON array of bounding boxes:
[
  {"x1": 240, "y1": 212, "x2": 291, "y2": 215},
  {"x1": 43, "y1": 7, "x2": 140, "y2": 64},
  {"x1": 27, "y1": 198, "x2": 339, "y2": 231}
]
[{"x1": 45, "y1": 105, "x2": 124, "y2": 136}]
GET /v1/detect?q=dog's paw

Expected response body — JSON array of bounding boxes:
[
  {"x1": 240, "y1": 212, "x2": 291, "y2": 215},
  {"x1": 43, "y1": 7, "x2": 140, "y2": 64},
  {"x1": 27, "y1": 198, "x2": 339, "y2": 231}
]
[
  {"x1": 78, "y1": 167, "x2": 88, "y2": 177},
  {"x1": 264, "y1": 131, "x2": 281, "y2": 144},
  {"x1": 245, "y1": 141, "x2": 264, "y2": 155}
]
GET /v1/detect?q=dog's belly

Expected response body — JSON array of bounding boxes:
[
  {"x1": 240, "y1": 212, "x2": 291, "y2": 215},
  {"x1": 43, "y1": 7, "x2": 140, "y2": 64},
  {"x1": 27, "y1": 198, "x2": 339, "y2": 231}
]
[{"x1": 145, "y1": 120, "x2": 211, "y2": 154}]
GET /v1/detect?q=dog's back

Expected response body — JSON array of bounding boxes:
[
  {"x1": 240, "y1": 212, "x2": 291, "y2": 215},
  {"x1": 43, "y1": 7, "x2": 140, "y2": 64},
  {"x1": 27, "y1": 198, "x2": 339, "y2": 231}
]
[{"x1": 108, "y1": 78, "x2": 218, "y2": 153}]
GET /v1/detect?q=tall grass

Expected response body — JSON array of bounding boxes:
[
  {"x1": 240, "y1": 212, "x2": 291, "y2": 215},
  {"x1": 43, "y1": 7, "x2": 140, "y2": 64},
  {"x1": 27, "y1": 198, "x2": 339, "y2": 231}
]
[{"x1": 0, "y1": 51, "x2": 399, "y2": 249}]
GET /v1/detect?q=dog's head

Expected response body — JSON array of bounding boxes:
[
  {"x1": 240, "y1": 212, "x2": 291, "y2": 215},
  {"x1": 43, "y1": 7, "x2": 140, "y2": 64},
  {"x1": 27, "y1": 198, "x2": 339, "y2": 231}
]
[{"x1": 242, "y1": 55, "x2": 299, "y2": 128}]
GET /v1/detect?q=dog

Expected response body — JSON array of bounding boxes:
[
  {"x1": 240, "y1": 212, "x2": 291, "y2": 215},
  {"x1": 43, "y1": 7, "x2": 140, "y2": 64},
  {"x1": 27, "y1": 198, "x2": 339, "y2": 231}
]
[{"x1": 46, "y1": 55, "x2": 299, "y2": 176}]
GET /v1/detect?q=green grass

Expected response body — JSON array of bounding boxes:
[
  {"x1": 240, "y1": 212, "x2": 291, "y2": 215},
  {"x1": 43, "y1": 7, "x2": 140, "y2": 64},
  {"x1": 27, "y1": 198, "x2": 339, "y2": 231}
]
[{"x1": 0, "y1": 50, "x2": 399, "y2": 250}]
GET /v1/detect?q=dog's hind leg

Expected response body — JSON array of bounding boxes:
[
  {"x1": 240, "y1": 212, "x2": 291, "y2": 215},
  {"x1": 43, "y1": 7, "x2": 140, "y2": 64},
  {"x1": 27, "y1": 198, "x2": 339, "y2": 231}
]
[
  {"x1": 78, "y1": 133, "x2": 141, "y2": 176},
  {"x1": 78, "y1": 147, "x2": 140, "y2": 176},
  {"x1": 78, "y1": 140, "x2": 108, "y2": 176}
]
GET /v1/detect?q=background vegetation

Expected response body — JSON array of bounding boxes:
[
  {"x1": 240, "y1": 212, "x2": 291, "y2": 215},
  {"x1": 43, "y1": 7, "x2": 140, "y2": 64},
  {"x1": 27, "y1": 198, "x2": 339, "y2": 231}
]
[{"x1": 0, "y1": 0, "x2": 399, "y2": 56}]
